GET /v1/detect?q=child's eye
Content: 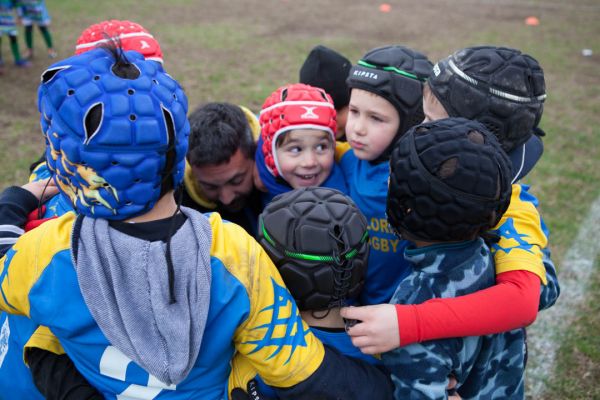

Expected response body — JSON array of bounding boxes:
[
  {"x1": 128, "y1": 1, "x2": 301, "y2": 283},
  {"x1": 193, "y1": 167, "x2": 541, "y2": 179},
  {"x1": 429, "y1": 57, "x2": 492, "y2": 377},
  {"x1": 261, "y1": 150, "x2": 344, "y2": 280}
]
[
  {"x1": 371, "y1": 115, "x2": 384, "y2": 123},
  {"x1": 287, "y1": 146, "x2": 302, "y2": 154},
  {"x1": 316, "y1": 143, "x2": 331, "y2": 152}
]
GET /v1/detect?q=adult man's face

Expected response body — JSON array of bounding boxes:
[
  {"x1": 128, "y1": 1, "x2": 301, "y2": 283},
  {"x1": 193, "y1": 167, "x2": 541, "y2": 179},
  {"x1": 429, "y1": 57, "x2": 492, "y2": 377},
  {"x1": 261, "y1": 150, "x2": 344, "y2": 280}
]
[{"x1": 191, "y1": 148, "x2": 255, "y2": 212}]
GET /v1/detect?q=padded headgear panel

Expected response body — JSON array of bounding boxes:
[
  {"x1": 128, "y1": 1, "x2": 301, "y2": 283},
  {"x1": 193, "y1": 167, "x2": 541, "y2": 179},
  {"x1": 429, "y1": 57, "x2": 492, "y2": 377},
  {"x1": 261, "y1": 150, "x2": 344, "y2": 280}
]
[
  {"x1": 39, "y1": 47, "x2": 189, "y2": 219},
  {"x1": 347, "y1": 45, "x2": 433, "y2": 138},
  {"x1": 428, "y1": 46, "x2": 546, "y2": 152},
  {"x1": 259, "y1": 187, "x2": 369, "y2": 311},
  {"x1": 387, "y1": 117, "x2": 512, "y2": 242}
]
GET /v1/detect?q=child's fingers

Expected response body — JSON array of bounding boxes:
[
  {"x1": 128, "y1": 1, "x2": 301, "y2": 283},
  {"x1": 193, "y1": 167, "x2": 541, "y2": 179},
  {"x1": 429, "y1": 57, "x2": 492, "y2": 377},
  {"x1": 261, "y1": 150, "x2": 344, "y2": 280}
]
[
  {"x1": 344, "y1": 319, "x2": 374, "y2": 338},
  {"x1": 21, "y1": 178, "x2": 58, "y2": 201},
  {"x1": 45, "y1": 181, "x2": 59, "y2": 196},
  {"x1": 348, "y1": 333, "x2": 374, "y2": 349},
  {"x1": 348, "y1": 333, "x2": 381, "y2": 355},
  {"x1": 340, "y1": 305, "x2": 372, "y2": 321},
  {"x1": 358, "y1": 346, "x2": 380, "y2": 355}
]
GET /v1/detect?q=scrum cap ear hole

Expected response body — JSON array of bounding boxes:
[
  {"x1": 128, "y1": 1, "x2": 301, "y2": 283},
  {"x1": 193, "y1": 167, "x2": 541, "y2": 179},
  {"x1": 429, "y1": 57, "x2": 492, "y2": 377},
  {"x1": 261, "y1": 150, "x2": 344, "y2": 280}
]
[
  {"x1": 83, "y1": 102, "x2": 104, "y2": 145},
  {"x1": 162, "y1": 105, "x2": 175, "y2": 145},
  {"x1": 41, "y1": 65, "x2": 70, "y2": 84},
  {"x1": 437, "y1": 157, "x2": 458, "y2": 179},
  {"x1": 467, "y1": 130, "x2": 485, "y2": 145},
  {"x1": 161, "y1": 105, "x2": 177, "y2": 186}
]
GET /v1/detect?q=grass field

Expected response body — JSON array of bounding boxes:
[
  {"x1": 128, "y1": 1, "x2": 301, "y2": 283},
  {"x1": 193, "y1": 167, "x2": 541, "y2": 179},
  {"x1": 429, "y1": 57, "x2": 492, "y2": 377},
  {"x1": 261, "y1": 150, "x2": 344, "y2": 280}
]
[{"x1": 0, "y1": 1, "x2": 599, "y2": 398}]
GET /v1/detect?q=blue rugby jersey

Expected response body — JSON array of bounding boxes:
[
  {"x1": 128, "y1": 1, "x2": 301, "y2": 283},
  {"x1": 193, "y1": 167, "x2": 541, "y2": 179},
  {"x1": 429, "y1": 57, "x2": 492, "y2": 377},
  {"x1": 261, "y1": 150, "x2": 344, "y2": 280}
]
[{"x1": 337, "y1": 143, "x2": 410, "y2": 305}]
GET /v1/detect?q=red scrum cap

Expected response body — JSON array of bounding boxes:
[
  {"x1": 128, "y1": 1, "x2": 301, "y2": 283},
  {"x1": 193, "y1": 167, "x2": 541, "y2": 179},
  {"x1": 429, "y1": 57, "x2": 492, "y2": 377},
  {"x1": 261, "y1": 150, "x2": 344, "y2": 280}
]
[
  {"x1": 75, "y1": 20, "x2": 163, "y2": 64},
  {"x1": 260, "y1": 83, "x2": 337, "y2": 177}
]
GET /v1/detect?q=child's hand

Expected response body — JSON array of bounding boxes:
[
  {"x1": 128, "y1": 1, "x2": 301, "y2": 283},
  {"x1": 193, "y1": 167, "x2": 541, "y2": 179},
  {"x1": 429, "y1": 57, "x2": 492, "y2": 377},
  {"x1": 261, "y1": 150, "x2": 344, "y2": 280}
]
[
  {"x1": 447, "y1": 375, "x2": 462, "y2": 400},
  {"x1": 340, "y1": 304, "x2": 399, "y2": 354},
  {"x1": 21, "y1": 178, "x2": 59, "y2": 202}
]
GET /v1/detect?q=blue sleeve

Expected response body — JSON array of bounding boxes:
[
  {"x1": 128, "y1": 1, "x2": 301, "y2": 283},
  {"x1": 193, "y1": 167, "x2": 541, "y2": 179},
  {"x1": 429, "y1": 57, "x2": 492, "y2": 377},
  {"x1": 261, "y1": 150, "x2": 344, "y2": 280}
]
[
  {"x1": 539, "y1": 247, "x2": 560, "y2": 310},
  {"x1": 275, "y1": 345, "x2": 393, "y2": 399}
]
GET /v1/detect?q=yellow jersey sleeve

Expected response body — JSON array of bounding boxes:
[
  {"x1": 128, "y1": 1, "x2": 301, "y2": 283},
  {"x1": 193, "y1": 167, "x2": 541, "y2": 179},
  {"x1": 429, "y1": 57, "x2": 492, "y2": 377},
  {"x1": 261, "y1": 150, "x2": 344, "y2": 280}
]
[
  {"x1": 335, "y1": 141, "x2": 352, "y2": 163},
  {"x1": 228, "y1": 354, "x2": 259, "y2": 397},
  {"x1": 491, "y1": 184, "x2": 547, "y2": 284},
  {"x1": 209, "y1": 214, "x2": 325, "y2": 389},
  {"x1": 0, "y1": 213, "x2": 74, "y2": 316}
]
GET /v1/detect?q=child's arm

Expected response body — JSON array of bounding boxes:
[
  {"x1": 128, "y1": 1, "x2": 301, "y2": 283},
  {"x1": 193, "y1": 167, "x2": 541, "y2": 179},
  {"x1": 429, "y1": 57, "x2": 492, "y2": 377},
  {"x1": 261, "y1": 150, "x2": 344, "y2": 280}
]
[
  {"x1": 539, "y1": 247, "x2": 560, "y2": 310},
  {"x1": 341, "y1": 269, "x2": 539, "y2": 353},
  {"x1": 0, "y1": 184, "x2": 99, "y2": 399},
  {"x1": 0, "y1": 180, "x2": 58, "y2": 255}
]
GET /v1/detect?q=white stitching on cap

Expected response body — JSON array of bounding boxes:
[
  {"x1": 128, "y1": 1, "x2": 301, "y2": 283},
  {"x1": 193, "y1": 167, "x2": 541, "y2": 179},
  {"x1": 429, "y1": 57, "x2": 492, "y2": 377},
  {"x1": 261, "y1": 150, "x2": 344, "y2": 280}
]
[
  {"x1": 75, "y1": 32, "x2": 156, "y2": 50},
  {"x1": 260, "y1": 101, "x2": 335, "y2": 116},
  {"x1": 449, "y1": 59, "x2": 547, "y2": 103},
  {"x1": 448, "y1": 59, "x2": 478, "y2": 85}
]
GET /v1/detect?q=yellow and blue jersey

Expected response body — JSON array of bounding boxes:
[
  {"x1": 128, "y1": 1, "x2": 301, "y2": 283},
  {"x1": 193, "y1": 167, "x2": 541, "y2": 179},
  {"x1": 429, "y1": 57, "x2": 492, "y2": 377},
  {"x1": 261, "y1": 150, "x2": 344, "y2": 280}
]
[
  {"x1": 491, "y1": 184, "x2": 548, "y2": 282},
  {"x1": 0, "y1": 211, "x2": 324, "y2": 399},
  {"x1": 0, "y1": 164, "x2": 73, "y2": 399}
]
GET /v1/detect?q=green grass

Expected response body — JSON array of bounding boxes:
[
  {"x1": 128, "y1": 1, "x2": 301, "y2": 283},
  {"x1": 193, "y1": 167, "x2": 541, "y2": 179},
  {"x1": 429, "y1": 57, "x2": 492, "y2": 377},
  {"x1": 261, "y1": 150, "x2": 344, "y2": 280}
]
[
  {"x1": 1, "y1": 0, "x2": 599, "y2": 398},
  {"x1": 541, "y1": 255, "x2": 600, "y2": 399}
]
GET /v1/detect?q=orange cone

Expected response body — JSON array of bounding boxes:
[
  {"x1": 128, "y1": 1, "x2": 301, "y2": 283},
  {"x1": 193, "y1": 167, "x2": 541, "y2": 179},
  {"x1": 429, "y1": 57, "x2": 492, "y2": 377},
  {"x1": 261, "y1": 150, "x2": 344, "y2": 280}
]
[
  {"x1": 525, "y1": 16, "x2": 540, "y2": 26},
  {"x1": 379, "y1": 3, "x2": 392, "y2": 12}
]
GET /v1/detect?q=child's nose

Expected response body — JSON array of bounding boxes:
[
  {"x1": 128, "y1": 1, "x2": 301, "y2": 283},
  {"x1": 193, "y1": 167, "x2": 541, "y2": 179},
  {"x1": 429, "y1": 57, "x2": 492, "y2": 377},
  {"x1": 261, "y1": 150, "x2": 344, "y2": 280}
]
[
  {"x1": 352, "y1": 117, "x2": 367, "y2": 136},
  {"x1": 300, "y1": 151, "x2": 318, "y2": 167}
]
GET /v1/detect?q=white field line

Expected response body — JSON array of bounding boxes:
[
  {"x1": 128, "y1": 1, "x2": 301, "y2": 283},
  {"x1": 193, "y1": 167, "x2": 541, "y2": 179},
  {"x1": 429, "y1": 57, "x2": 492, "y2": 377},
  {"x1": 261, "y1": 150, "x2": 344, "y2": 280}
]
[{"x1": 527, "y1": 194, "x2": 600, "y2": 397}]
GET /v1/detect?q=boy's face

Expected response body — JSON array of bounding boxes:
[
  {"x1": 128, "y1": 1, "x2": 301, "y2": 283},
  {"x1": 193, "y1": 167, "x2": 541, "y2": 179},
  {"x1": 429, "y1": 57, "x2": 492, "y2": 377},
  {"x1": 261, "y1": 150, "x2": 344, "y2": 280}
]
[
  {"x1": 422, "y1": 84, "x2": 449, "y2": 123},
  {"x1": 345, "y1": 89, "x2": 400, "y2": 161},
  {"x1": 275, "y1": 129, "x2": 334, "y2": 189}
]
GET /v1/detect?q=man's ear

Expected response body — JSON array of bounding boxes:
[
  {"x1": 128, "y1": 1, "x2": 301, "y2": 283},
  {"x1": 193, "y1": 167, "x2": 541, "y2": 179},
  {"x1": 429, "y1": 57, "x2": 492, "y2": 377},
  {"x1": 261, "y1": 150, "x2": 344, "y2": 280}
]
[{"x1": 253, "y1": 164, "x2": 267, "y2": 192}]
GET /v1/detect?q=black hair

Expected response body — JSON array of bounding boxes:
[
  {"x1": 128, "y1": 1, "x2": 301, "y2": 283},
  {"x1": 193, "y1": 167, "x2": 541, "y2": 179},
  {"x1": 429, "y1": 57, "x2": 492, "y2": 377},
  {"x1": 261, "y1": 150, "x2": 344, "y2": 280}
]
[
  {"x1": 186, "y1": 102, "x2": 256, "y2": 166},
  {"x1": 98, "y1": 35, "x2": 141, "y2": 80}
]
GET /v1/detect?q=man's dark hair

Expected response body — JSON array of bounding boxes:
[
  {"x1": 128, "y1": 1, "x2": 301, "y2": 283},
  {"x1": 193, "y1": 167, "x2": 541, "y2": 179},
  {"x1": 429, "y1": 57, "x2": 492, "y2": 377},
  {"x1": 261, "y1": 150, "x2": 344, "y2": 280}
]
[{"x1": 187, "y1": 102, "x2": 256, "y2": 166}]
